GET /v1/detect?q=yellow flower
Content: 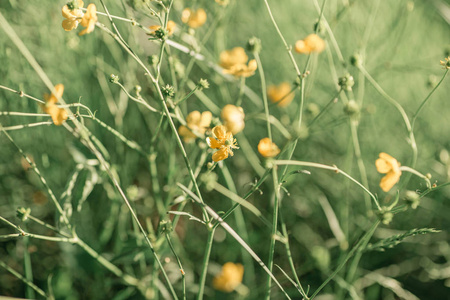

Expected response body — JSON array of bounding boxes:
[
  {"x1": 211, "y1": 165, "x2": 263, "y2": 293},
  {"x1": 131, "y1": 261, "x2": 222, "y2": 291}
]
[
  {"x1": 42, "y1": 84, "x2": 68, "y2": 126},
  {"x1": 295, "y1": 34, "x2": 325, "y2": 54},
  {"x1": 149, "y1": 20, "x2": 177, "y2": 37},
  {"x1": 61, "y1": 0, "x2": 84, "y2": 31},
  {"x1": 206, "y1": 125, "x2": 239, "y2": 162},
  {"x1": 267, "y1": 82, "x2": 295, "y2": 107},
  {"x1": 376, "y1": 152, "x2": 402, "y2": 192},
  {"x1": 79, "y1": 3, "x2": 97, "y2": 36},
  {"x1": 258, "y1": 138, "x2": 280, "y2": 158},
  {"x1": 215, "y1": 0, "x2": 230, "y2": 6},
  {"x1": 213, "y1": 262, "x2": 244, "y2": 293},
  {"x1": 219, "y1": 47, "x2": 257, "y2": 78},
  {"x1": 181, "y1": 8, "x2": 207, "y2": 29},
  {"x1": 178, "y1": 111, "x2": 212, "y2": 142},
  {"x1": 440, "y1": 57, "x2": 450, "y2": 70},
  {"x1": 221, "y1": 105, "x2": 245, "y2": 135}
]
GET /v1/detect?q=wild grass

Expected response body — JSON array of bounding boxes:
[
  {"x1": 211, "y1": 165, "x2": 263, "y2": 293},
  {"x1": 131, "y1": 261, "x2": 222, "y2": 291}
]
[{"x1": 1, "y1": 0, "x2": 450, "y2": 299}]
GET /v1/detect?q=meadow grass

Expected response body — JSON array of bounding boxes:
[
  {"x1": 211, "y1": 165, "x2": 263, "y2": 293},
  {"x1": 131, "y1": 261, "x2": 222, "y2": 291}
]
[{"x1": 1, "y1": 0, "x2": 450, "y2": 299}]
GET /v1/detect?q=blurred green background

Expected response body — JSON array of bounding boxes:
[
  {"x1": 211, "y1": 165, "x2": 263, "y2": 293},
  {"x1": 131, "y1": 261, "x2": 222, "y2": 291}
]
[{"x1": 1, "y1": 0, "x2": 450, "y2": 299}]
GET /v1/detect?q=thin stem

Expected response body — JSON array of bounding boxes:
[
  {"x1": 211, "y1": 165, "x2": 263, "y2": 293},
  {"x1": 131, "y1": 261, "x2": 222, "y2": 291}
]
[
  {"x1": 274, "y1": 160, "x2": 381, "y2": 210},
  {"x1": 236, "y1": 77, "x2": 246, "y2": 107},
  {"x1": 399, "y1": 166, "x2": 431, "y2": 188},
  {"x1": 197, "y1": 227, "x2": 215, "y2": 300},
  {"x1": 265, "y1": 167, "x2": 280, "y2": 300},
  {"x1": 165, "y1": 233, "x2": 186, "y2": 300},
  {"x1": 254, "y1": 52, "x2": 272, "y2": 141},
  {"x1": 411, "y1": 69, "x2": 449, "y2": 129},
  {"x1": 0, "y1": 260, "x2": 47, "y2": 298}
]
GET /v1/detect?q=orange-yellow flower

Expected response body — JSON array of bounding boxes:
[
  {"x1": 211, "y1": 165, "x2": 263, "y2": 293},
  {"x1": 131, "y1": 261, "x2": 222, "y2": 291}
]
[
  {"x1": 181, "y1": 8, "x2": 207, "y2": 28},
  {"x1": 295, "y1": 34, "x2": 325, "y2": 54},
  {"x1": 207, "y1": 125, "x2": 239, "y2": 162},
  {"x1": 267, "y1": 82, "x2": 295, "y2": 107},
  {"x1": 61, "y1": 0, "x2": 84, "y2": 31},
  {"x1": 221, "y1": 105, "x2": 245, "y2": 135},
  {"x1": 219, "y1": 47, "x2": 257, "y2": 78},
  {"x1": 178, "y1": 111, "x2": 212, "y2": 142},
  {"x1": 213, "y1": 262, "x2": 244, "y2": 293},
  {"x1": 42, "y1": 84, "x2": 68, "y2": 126},
  {"x1": 79, "y1": 3, "x2": 97, "y2": 36},
  {"x1": 376, "y1": 152, "x2": 402, "y2": 192},
  {"x1": 258, "y1": 138, "x2": 280, "y2": 158},
  {"x1": 149, "y1": 20, "x2": 177, "y2": 37}
]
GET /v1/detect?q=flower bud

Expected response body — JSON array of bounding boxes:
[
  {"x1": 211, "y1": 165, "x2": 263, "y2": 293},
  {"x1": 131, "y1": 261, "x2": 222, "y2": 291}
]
[
  {"x1": 247, "y1": 37, "x2": 262, "y2": 54},
  {"x1": 16, "y1": 207, "x2": 31, "y2": 222}
]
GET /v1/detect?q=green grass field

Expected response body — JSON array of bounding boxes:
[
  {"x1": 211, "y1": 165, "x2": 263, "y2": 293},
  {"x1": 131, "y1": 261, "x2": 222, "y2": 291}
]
[{"x1": 1, "y1": 0, "x2": 450, "y2": 299}]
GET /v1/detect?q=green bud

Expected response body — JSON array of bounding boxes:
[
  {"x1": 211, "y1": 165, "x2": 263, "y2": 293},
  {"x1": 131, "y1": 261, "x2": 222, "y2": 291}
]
[
  {"x1": 404, "y1": 190, "x2": 421, "y2": 209},
  {"x1": 313, "y1": 20, "x2": 326, "y2": 35},
  {"x1": 377, "y1": 207, "x2": 394, "y2": 225},
  {"x1": 198, "y1": 79, "x2": 209, "y2": 90},
  {"x1": 161, "y1": 85, "x2": 175, "y2": 98},
  {"x1": 338, "y1": 73, "x2": 355, "y2": 91},
  {"x1": 17, "y1": 207, "x2": 31, "y2": 222},
  {"x1": 344, "y1": 100, "x2": 360, "y2": 118},
  {"x1": 109, "y1": 74, "x2": 120, "y2": 84},
  {"x1": 350, "y1": 54, "x2": 363, "y2": 67},
  {"x1": 247, "y1": 37, "x2": 262, "y2": 54},
  {"x1": 158, "y1": 220, "x2": 173, "y2": 234}
]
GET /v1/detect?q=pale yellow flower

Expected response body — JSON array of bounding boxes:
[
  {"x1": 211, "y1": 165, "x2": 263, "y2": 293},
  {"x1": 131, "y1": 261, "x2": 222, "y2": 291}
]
[
  {"x1": 61, "y1": 0, "x2": 84, "y2": 31},
  {"x1": 258, "y1": 138, "x2": 280, "y2": 158},
  {"x1": 178, "y1": 111, "x2": 212, "y2": 142},
  {"x1": 181, "y1": 8, "x2": 207, "y2": 29},
  {"x1": 42, "y1": 84, "x2": 68, "y2": 126},
  {"x1": 295, "y1": 34, "x2": 325, "y2": 54},
  {"x1": 219, "y1": 47, "x2": 257, "y2": 78},
  {"x1": 79, "y1": 3, "x2": 97, "y2": 36},
  {"x1": 149, "y1": 20, "x2": 177, "y2": 37},
  {"x1": 376, "y1": 152, "x2": 402, "y2": 192},
  {"x1": 267, "y1": 82, "x2": 295, "y2": 107},
  {"x1": 221, "y1": 105, "x2": 245, "y2": 134},
  {"x1": 213, "y1": 262, "x2": 244, "y2": 293},
  {"x1": 206, "y1": 125, "x2": 239, "y2": 162},
  {"x1": 215, "y1": 0, "x2": 230, "y2": 6}
]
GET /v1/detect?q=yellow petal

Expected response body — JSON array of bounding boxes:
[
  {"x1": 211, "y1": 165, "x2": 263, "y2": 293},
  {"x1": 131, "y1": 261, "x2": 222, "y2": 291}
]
[
  {"x1": 62, "y1": 19, "x2": 79, "y2": 31},
  {"x1": 206, "y1": 137, "x2": 222, "y2": 149},
  {"x1": 186, "y1": 111, "x2": 201, "y2": 126},
  {"x1": 178, "y1": 125, "x2": 196, "y2": 141},
  {"x1": 375, "y1": 158, "x2": 391, "y2": 174},
  {"x1": 199, "y1": 111, "x2": 212, "y2": 128},
  {"x1": 212, "y1": 125, "x2": 228, "y2": 140},
  {"x1": 380, "y1": 171, "x2": 401, "y2": 192},
  {"x1": 212, "y1": 147, "x2": 229, "y2": 162},
  {"x1": 267, "y1": 82, "x2": 295, "y2": 107},
  {"x1": 258, "y1": 138, "x2": 280, "y2": 158}
]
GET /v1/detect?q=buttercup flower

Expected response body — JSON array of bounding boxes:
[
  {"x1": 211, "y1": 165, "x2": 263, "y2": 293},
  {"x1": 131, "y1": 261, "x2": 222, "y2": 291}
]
[
  {"x1": 376, "y1": 152, "x2": 402, "y2": 192},
  {"x1": 221, "y1": 105, "x2": 245, "y2": 134},
  {"x1": 62, "y1": 0, "x2": 84, "y2": 31},
  {"x1": 267, "y1": 82, "x2": 295, "y2": 107},
  {"x1": 213, "y1": 262, "x2": 244, "y2": 293},
  {"x1": 207, "y1": 125, "x2": 239, "y2": 162},
  {"x1": 42, "y1": 84, "x2": 68, "y2": 126},
  {"x1": 149, "y1": 20, "x2": 177, "y2": 37},
  {"x1": 181, "y1": 8, "x2": 207, "y2": 28},
  {"x1": 178, "y1": 111, "x2": 212, "y2": 142},
  {"x1": 258, "y1": 138, "x2": 280, "y2": 158},
  {"x1": 295, "y1": 34, "x2": 326, "y2": 54},
  {"x1": 219, "y1": 47, "x2": 257, "y2": 78},
  {"x1": 79, "y1": 3, "x2": 97, "y2": 36}
]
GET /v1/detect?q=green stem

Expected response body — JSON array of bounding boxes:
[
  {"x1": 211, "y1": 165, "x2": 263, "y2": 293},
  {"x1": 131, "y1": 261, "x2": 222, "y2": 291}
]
[
  {"x1": 254, "y1": 52, "x2": 272, "y2": 141},
  {"x1": 0, "y1": 260, "x2": 47, "y2": 298},
  {"x1": 197, "y1": 227, "x2": 215, "y2": 300},
  {"x1": 166, "y1": 233, "x2": 186, "y2": 300},
  {"x1": 265, "y1": 167, "x2": 280, "y2": 300}
]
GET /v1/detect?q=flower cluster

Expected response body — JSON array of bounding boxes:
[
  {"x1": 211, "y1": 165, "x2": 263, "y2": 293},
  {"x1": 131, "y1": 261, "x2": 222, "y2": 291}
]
[
  {"x1": 267, "y1": 82, "x2": 295, "y2": 107},
  {"x1": 375, "y1": 152, "x2": 402, "y2": 192},
  {"x1": 181, "y1": 8, "x2": 207, "y2": 28},
  {"x1": 295, "y1": 34, "x2": 325, "y2": 54},
  {"x1": 42, "y1": 84, "x2": 68, "y2": 126},
  {"x1": 178, "y1": 111, "x2": 212, "y2": 142},
  {"x1": 213, "y1": 262, "x2": 244, "y2": 293},
  {"x1": 219, "y1": 47, "x2": 257, "y2": 78},
  {"x1": 62, "y1": 0, "x2": 97, "y2": 36},
  {"x1": 207, "y1": 125, "x2": 239, "y2": 162}
]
